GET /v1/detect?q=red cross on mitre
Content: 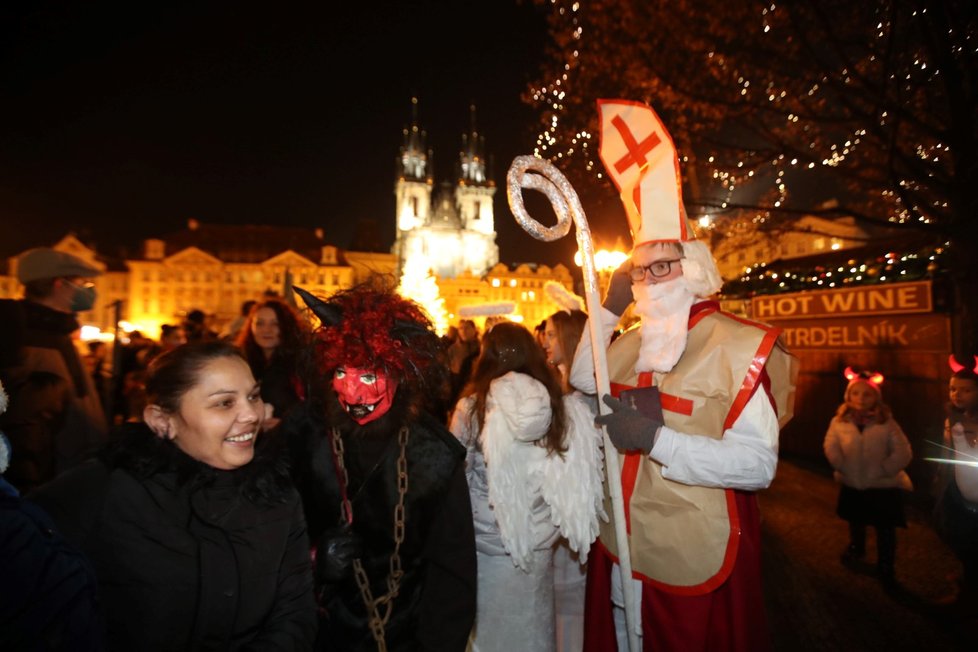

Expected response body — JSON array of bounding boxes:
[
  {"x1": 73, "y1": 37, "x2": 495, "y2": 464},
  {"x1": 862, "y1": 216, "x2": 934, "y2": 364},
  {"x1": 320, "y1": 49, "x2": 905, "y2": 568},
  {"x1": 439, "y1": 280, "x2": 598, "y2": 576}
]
[{"x1": 597, "y1": 99, "x2": 691, "y2": 246}]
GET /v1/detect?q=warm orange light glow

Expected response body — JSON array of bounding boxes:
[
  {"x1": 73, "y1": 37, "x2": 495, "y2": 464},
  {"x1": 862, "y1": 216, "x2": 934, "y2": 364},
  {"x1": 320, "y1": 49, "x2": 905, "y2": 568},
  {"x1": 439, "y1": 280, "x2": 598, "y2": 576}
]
[{"x1": 574, "y1": 249, "x2": 628, "y2": 272}]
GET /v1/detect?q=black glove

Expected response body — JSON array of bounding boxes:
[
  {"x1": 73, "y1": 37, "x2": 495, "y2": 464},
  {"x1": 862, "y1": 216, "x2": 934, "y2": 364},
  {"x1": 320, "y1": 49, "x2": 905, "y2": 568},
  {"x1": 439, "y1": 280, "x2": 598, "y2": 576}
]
[
  {"x1": 315, "y1": 524, "x2": 363, "y2": 585},
  {"x1": 602, "y1": 261, "x2": 634, "y2": 316},
  {"x1": 594, "y1": 394, "x2": 663, "y2": 453}
]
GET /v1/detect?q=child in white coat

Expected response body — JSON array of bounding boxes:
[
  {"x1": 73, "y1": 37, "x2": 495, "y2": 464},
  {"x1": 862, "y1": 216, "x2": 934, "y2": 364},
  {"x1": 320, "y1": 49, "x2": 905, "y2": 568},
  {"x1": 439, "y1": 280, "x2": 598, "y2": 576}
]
[{"x1": 823, "y1": 368, "x2": 912, "y2": 588}]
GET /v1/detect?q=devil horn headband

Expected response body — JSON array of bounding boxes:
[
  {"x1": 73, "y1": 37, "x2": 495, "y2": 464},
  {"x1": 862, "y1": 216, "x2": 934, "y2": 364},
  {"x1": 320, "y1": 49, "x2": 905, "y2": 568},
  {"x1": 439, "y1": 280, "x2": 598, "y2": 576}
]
[
  {"x1": 293, "y1": 286, "x2": 342, "y2": 326},
  {"x1": 843, "y1": 366, "x2": 884, "y2": 386},
  {"x1": 949, "y1": 354, "x2": 978, "y2": 375}
]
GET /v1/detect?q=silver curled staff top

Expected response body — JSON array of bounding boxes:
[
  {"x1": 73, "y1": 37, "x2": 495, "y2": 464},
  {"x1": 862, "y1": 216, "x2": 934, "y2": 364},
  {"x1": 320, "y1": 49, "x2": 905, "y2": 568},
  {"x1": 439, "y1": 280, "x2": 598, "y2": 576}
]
[{"x1": 506, "y1": 155, "x2": 606, "y2": 399}]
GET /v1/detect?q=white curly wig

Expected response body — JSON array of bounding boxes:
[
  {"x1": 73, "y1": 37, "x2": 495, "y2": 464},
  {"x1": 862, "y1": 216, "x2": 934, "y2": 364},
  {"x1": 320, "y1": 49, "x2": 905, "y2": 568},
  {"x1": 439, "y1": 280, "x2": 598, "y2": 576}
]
[{"x1": 679, "y1": 239, "x2": 723, "y2": 298}]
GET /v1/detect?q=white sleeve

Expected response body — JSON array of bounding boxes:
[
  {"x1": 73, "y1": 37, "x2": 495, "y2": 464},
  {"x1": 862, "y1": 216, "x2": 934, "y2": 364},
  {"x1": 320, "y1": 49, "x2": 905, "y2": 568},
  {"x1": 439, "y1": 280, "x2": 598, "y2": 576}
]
[
  {"x1": 648, "y1": 387, "x2": 779, "y2": 491},
  {"x1": 568, "y1": 307, "x2": 620, "y2": 395},
  {"x1": 448, "y1": 398, "x2": 475, "y2": 447}
]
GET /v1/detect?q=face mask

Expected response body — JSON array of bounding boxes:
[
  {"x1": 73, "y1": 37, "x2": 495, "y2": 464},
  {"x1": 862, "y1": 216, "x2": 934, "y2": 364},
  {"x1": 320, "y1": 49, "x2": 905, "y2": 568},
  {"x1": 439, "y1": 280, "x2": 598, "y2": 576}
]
[
  {"x1": 332, "y1": 366, "x2": 398, "y2": 425},
  {"x1": 68, "y1": 281, "x2": 97, "y2": 312}
]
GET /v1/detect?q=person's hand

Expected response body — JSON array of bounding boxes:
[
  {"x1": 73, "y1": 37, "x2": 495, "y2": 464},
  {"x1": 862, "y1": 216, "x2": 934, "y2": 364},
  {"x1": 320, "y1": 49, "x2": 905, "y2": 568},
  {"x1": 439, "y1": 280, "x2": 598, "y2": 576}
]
[
  {"x1": 594, "y1": 394, "x2": 662, "y2": 453},
  {"x1": 951, "y1": 421, "x2": 978, "y2": 447},
  {"x1": 602, "y1": 261, "x2": 634, "y2": 316},
  {"x1": 315, "y1": 525, "x2": 363, "y2": 585}
]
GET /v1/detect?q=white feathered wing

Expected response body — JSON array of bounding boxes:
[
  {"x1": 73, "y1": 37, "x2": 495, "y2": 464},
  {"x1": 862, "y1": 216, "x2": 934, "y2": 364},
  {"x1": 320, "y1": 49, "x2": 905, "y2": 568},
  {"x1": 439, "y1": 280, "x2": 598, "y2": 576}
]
[
  {"x1": 542, "y1": 393, "x2": 607, "y2": 557},
  {"x1": 482, "y1": 373, "x2": 606, "y2": 571}
]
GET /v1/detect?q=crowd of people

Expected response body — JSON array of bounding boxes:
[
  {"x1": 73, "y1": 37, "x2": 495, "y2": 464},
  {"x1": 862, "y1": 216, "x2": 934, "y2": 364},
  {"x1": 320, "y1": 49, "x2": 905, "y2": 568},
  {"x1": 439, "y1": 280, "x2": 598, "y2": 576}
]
[
  {"x1": 1, "y1": 243, "x2": 976, "y2": 652},
  {"x1": 1, "y1": 101, "x2": 976, "y2": 651}
]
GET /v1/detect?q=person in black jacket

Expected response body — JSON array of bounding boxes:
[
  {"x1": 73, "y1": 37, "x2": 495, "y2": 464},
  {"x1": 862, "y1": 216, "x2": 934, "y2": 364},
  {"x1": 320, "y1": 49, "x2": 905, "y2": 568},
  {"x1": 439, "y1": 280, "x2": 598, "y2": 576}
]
[
  {"x1": 0, "y1": 247, "x2": 108, "y2": 493},
  {"x1": 30, "y1": 341, "x2": 317, "y2": 651},
  {"x1": 235, "y1": 298, "x2": 309, "y2": 428},
  {"x1": 0, "y1": 380, "x2": 102, "y2": 651},
  {"x1": 288, "y1": 283, "x2": 476, "y2": 652}
]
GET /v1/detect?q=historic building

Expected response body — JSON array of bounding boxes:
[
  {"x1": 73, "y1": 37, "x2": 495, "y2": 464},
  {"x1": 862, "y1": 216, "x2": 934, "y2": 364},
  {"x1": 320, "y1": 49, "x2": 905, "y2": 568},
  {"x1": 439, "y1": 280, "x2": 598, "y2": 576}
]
[
  {"x1": 1, "y1": 227, "x2": 397, "y2": 338},
  {"x1": 389, "y1": 99, "x2": 577, "y2": 329},
  {"x1": 1, "y1": 220, "x2": 575, "y2": 339},
  {"x1": 713, "y1": 211, "x2": 869, "y2": 281},
  {"x1": 392, "y1": 100, "x2": 498, "y2": 280},
  {"x1": 0, "y1": 102, "x2": 579, "y2": 339}
]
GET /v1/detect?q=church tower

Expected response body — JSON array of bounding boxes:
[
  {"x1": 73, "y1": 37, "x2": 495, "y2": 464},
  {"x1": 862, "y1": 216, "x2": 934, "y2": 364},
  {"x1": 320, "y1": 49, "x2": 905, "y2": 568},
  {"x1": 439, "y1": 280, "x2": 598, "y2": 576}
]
[
  {"x1": 456, "y1": 105, "x2": 498, "y2": 272},
  {"x1": 394, "y1": 97, "x2": 433, "y2": 234},
  {"x1": 393, "y1": 100, "x2": 498, "y2": 279}
]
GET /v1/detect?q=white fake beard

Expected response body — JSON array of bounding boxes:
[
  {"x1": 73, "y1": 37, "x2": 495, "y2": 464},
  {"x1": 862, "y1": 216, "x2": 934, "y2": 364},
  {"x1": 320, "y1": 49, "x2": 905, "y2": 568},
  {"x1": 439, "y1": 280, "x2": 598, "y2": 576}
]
[{"x1": 633, "y1": 277, "x2": 696, "y2": 374}]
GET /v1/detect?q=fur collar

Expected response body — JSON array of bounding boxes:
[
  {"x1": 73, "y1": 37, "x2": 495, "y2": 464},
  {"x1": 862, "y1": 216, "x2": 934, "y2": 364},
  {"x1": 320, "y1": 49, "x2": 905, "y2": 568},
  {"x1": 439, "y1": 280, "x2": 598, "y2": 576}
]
[{"x1": 101, "y1": 422, "x2": 293, "y2": 505}]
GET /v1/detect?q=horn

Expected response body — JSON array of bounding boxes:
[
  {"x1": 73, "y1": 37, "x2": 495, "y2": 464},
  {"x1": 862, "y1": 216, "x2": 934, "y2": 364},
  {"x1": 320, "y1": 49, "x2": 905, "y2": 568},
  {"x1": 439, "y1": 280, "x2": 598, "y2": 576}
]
[
  {"x1": 843, "y1": 366, "x2": 858, "y2": 381},
  {"x1": 949, "y1": 354, "x2": 965, "y2": 374},
  {"x1": 293, "y1": 286, "x2": 342, "y2": 326},
  {"x1": 869, "y1": 372, "x2": 884, "y2": 386},
  {"x1": 392, "y1": 318, "x2": 430, "y2": 341}
]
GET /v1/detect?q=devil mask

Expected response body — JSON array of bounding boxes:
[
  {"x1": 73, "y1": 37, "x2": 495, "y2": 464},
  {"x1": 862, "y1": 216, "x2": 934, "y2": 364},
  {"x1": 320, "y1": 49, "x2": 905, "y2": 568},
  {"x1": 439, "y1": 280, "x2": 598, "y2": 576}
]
[
  {"x1": 294, "y1": 284, "x2": 442, "y2": 425},
  {"x1": 332, "y1": 366, "x2": 399, "y2": 424}
]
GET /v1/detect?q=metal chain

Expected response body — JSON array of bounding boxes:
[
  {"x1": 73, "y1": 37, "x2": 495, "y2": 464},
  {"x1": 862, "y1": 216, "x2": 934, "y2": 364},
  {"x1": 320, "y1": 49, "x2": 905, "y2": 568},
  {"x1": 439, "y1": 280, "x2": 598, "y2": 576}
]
[
  {"x1": 329, "y1": 426, "x2": 410, "y2": 652},
  {"x1": 330, "y1": 427, "x2": 354, "y2": 525}
]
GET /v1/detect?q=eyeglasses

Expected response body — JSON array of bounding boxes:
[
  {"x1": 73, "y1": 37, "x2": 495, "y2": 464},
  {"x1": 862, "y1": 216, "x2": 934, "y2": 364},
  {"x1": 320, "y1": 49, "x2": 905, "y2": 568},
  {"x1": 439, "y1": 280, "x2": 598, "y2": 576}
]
[{"x1": 628, "y1": 259, "x2": 683, "y2": 282}]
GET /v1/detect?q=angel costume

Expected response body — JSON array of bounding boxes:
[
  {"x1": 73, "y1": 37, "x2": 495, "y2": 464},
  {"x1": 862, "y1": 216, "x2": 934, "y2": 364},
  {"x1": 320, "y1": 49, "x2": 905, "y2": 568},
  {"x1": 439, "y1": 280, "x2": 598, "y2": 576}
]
[{"x1": 450, "y1": 371, "x2": 604, "y2": 652}]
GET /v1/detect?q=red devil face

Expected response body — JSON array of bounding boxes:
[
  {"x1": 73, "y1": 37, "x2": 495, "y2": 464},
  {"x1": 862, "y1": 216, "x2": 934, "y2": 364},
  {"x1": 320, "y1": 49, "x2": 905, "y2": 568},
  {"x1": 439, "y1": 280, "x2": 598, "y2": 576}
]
[{"x1": 332, "y1": 366, "x2": 398, "y2": 425}]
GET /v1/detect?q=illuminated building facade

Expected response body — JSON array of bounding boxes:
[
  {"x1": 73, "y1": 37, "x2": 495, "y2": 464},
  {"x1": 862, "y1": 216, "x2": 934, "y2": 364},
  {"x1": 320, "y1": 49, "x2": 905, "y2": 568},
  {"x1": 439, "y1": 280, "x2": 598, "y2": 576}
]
[
  {"x1": 124, "y1": 221, "x2": 397, "y2": 336},
  {"x1": 1, "y1": 107, "x2": 578, "y2": 340},
  {"x1": 438, "y1": 262, "x2": 576, "y2": 330},
  {"x1": 389, "y1": 100, "x2": 578, "y2": 329},
  {"x1": 713, "y1": 213, "x2": 869, "y2": 281},
  {"x1": 1, "y1": 226, "x2": 397, "y2": 339},
  {"x1": 392, "y1": 101, "x2": 499, "y2": 280}
]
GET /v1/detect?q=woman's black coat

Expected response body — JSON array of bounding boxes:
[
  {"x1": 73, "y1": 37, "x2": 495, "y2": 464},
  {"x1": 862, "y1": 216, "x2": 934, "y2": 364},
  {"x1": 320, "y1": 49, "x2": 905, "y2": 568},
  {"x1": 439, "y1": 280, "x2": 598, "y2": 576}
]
[{"x1": 30, "y1": 423, "x2": 317, "y2": 651}]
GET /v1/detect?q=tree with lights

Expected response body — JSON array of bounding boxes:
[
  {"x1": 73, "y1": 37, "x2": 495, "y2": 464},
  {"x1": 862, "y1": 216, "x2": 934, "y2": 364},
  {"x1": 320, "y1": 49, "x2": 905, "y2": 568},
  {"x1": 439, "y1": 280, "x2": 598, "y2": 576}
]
[
  {"x1": 396, "y1": 255, "x2": 449, "y2": 335},
  {"x1": 528, "y1": 0, "x2": 978, "y2": 349}
]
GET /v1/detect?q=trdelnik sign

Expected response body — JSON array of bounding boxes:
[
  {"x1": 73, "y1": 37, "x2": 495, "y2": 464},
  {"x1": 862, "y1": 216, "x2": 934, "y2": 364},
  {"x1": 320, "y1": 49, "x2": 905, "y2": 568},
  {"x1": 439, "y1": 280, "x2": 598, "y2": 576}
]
[{"x1": 750, "y1": 280, "x2": 949, "y2": 351}]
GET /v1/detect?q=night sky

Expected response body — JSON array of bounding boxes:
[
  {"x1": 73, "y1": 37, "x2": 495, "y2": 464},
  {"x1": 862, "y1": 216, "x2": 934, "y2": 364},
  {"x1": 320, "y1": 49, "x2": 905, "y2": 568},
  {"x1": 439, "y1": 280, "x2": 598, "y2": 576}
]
[{"x1": 1, "y1": 1, "x2": 587, "y2": 266}]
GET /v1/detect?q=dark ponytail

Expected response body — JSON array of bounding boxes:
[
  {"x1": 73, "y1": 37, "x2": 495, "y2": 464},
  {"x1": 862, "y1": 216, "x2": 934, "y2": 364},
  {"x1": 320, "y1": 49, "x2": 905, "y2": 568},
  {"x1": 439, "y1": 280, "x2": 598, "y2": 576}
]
[{"x1": 145, "y1": 341, "x2": 246, "y2": 412}]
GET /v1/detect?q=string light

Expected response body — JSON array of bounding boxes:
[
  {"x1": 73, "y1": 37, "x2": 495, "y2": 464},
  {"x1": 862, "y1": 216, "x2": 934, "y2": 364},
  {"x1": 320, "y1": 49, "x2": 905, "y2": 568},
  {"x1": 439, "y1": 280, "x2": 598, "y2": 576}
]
[
  {"x1": 529, "y1": 1, "x2": 964, "y2": 239},
  {"x1": 723, "y1": 242, "x2": 947, "y2": 299}
]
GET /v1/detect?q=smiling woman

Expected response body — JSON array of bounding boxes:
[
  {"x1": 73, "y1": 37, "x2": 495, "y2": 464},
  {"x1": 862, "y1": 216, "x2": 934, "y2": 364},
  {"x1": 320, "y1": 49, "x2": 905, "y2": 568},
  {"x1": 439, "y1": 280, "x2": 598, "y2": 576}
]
[
  {"x1": 143, "y1": 350, "x2": 265, "y2": 470},
  {"x1": 30, "y1": 341, "x2": 317, "y2": 650}
]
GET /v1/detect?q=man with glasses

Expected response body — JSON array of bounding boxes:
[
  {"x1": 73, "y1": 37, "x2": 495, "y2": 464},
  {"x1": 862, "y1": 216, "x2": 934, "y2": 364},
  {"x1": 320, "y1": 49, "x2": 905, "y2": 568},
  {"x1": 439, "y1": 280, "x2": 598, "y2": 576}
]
[
  {"x1": 0, "y1": 247, "x2": 108, "y2": 492},
  {"x1": 570, "y1": 100, "x2": 797, "y2": 651}
]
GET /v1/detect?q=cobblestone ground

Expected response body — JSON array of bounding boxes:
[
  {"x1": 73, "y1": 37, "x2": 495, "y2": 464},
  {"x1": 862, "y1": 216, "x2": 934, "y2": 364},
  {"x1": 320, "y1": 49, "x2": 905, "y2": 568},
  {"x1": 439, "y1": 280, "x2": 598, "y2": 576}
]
[{"x1": 761, "y1": 458, "x2": 977, "y2": 651}]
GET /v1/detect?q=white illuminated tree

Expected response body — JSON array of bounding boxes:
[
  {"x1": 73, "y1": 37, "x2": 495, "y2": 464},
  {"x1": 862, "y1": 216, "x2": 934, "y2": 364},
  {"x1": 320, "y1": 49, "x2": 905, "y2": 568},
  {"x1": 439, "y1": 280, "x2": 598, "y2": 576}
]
[{"x1": 396, "y1": 254, "x2": 449, "y2": 335}]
